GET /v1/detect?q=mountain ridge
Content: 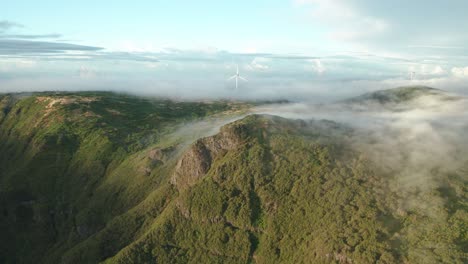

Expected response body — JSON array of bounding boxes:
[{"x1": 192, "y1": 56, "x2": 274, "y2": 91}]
[
  {"x1": 0, "y1": 89, "x2": 466, "y2": 263},
  {"x1": 343, "y1": 85, "x2": 460, "y2": 105}
]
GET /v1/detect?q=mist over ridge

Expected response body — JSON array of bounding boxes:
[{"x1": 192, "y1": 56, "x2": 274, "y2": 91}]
[{"x1": 1, "y1": 1, "x2": 468, "y2": 263}]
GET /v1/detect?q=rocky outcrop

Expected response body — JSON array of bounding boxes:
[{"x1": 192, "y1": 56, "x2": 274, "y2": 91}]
[
  {"x1": 139, "y1": 146, "x2": 176, "y2": 176},
  {"x1": 171, "y1": 122, "x2": 251, "y2": 190}
]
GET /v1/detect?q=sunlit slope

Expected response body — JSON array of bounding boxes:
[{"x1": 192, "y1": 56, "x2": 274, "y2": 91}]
[
  {"x1": 0, "y1": 88, "x2": 466, "y2": 264},
  {"x1": 104, "y1": 115, "x2": 466, "y2": 264}
]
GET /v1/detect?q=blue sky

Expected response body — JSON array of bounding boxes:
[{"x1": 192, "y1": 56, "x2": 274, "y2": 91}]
[{"x1": 1, "y1": 0, "x2": 468, "y2": 99}]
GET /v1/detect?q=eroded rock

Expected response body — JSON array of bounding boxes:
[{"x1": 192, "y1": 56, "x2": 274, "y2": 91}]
[{"x1": 171, "y1": 122, "x2": 250, "y2": 190}]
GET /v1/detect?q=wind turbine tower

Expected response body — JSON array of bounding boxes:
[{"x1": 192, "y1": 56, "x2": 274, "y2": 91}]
[{"x1": 228, "y1": 65, "x2": 248, "y2": 89}]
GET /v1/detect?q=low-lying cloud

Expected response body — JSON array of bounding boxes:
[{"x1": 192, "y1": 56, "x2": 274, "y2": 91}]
[
  {"x1": 0, "y1": 19, "x2": 467, "y2": 101},
  {"x1": 253, "y1": 91, "x2": 468, "y2": 216}
]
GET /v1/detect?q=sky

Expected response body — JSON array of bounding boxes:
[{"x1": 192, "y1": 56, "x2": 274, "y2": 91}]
[{"x1": 1, "y1": 0, "x2": 468, "y2": 100}]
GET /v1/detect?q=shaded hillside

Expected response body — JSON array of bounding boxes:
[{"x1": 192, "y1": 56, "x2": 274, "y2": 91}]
[{"x1": 0, "y1": 92, "x2": 251, "y2": 264}]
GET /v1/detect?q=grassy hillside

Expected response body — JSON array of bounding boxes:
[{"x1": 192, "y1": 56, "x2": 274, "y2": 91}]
[
  {"x1": 0, "y1": 92, "x2": 251, "y2": 263},
  {"x1": 102, "y1": 115, "x2": 466, "y2": 264},
  {"x1": 0, "y1": 89, "x2": 466, "y2": 263}
]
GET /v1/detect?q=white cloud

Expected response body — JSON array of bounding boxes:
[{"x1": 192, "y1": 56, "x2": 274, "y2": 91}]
[
  {"x1": 451, "y1": 67, "x2": 468, "y2": 78},
  {"x1": 14, "y1": 59, "x2": 37, "y2": 68},
  {"x1": 431, "y1": 65, "x2": 446, "y2": 75},
  {"x1": 296, "y1": 0, "x2": 389, "y2": 41},
  {"x1": 309, "y1": 59, "x2": 326, "y2": 75},
  {"x1": 0, "y1": 58, "x2": 37, "y2": 72},
  {"x1": 294, "y1": 0, "x2": 468, "y2": 62},
  {"x1": 248, "y1": 57, "x2": 270, "y2": 71},
  {"x1": 406, "y1": 64, "x2": 448, "y2": 79}
]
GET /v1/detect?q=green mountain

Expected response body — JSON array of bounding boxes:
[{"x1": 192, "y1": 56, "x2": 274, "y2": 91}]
[
  {"x1": 0, "y1": 89, "x2": 466, "y2": 263},
  {"x1": 0, "y1": 92, "x2": 251, "y2": 263}
]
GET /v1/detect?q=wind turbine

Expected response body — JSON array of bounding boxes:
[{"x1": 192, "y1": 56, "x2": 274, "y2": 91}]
[
  {"x1": 409, "y1": 71, "x2": 416, "y2": 80},
  {"x1": 228, "y1": 65, "x2": 248, "y2": 89}
]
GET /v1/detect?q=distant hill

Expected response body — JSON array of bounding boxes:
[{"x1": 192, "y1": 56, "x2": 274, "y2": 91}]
[
  {"x1": 343, "y1": 86, "x2": 460, "y2": 106},
  {"x1": 0, "y1": 91, "x2": 466, "y2": 263}
]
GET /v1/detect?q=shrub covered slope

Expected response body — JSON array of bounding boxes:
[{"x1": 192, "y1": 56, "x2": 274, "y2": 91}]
[{"x1": 0, "y1": 89, "x2": 466, "y2": 263}]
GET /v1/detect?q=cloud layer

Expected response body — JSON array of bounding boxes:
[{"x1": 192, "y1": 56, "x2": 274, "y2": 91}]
[
  {"x1": 0, "y1": 7, "x2": 467, "y2": 100},
  {"x1": 253, "y1": 90, "x2": 468, "y2": 217}
]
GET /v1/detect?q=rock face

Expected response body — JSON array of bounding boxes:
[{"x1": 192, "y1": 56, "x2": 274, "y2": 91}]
[
  {"x1": 171, "y1": 122, "x2": 250, "y2": 190},
  {"x1": 139, "y1": 146, "x2": 176, "y2": 175}
]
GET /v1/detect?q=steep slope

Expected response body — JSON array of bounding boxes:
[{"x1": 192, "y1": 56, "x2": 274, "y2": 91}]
[{"x1": 0, "y1": 92, "x2": 250, "y2": 263}]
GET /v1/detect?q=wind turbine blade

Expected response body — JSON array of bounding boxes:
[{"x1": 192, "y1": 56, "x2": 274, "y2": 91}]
[
  {"x1": 227, "y1": 75, "x2": 237, "y2": 80},
  {"x1": 239, "y1": 76, "x2": 248, "y2": 82}
]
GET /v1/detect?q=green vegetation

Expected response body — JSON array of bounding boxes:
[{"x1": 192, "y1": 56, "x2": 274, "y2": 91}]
[
  {"x1": 102, "y1": 115, "x2": 467, "y2": 264},
  {"x1": 0, "y1": 89, "x2": 466, "y2": 263},
  {"x1": 0, "y1": 92, "x2": 251, "y2": 263}
]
